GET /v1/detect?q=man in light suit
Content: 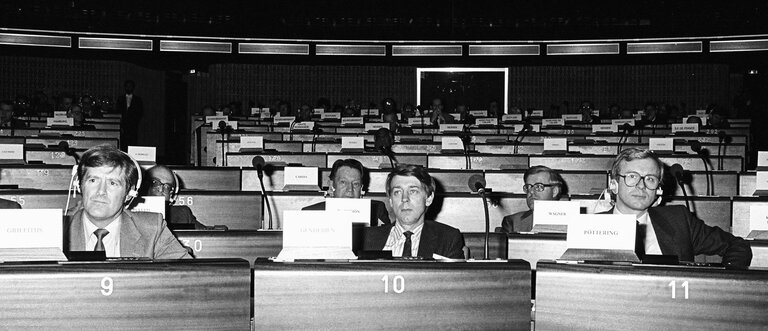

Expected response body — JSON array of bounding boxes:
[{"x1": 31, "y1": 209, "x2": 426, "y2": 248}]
[
  {"x1": 604, "y1": 148, "x2": 751, "y2": 267},
  {"x1": 66, "y1": 145, "x2": 190, "y2": 259},
  {"x1": 363, "y1": 164, "x2": 465, "y2": 259}
]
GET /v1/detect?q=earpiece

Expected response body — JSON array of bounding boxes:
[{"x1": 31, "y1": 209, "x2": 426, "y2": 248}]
[
  {"x1": 609, "y1": 179, "x2": 618, "y2": 193},
  {"x1": 169, "y1": 171, "x2": 181, "y2": 204}
]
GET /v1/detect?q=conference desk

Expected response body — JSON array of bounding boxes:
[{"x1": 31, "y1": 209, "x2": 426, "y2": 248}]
[
  {"x1": 25, "y1": 136, "x2": 118, "y2": 149},
  {"x1": 731, "y1": 196, "x2": 768, "y2": 237},
  {"x1": 0, "y1": 165, "x2": 74, "y2": 190},
  {"x1": 173, "y1": 167, "x2": 242, "y2": 191},
  {"x1": 173, "y1": 190, "x2": 261, "y2": 229},
  {"x1": 252, "y1": 260, "x2": 531, "y2": 330},
  {"x1": 530, "y1": 154, "x2": 743, "y2": 172},
  {"x1": 485, "y1": 169, "x2": 608, "y2": 195},
  {"x1": 0, "y1": 259, "x2": 251, "y2": 330},
  {"x1": 25, "y1": 147, "x2": 83, "y2": 165},
  {"x1": 535, "y1": 261, "x2": 768, "y2": 330},
  {"x1": 16, "y1": 128, "x2": 121, "y2": 140}
]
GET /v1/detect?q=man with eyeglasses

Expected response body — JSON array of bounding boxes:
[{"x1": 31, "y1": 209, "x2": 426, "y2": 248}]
[
  {"x1": 146, "y1": 165, "x2": 207, "y2": 229},
  {"x1": 499, "y1": 165, "x2": 565, "y2": 233},
  {"x1": 604, "y1": 148, "x2": 751, "y2": 267}
]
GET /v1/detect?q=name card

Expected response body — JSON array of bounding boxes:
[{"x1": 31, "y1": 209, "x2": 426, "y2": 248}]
[
  {"x1": 215, "y1": 111, "x2": 224, "y2": 116},
  {"x1": 469, "y1": 110, "x2": 488, "y2": 117},
  {"x1": 592, "y1": 124, "x2": 616, "y2": 133},
  {"x1": 591, "y1": 110, "x2": 600, "y2": 117},
  {"x1": 321, "y1": 112, "x2": 341, "y2": 120},
  {"x1": 292, "y1": 121, "x2": 315, "y2": 131},
  {"x1": 566, "y1": 214, "x2": 636, "y2": 250},
  {"x1": 284, "y1": 167, "x2": 319, "y2": 186},
  {"x1": 441, "y1": 136, "x2": 464, "y2": 150},
  {"x1": 273, "y1": 116, "x2": 296, "y2": 125},
  {"x1": 636, "y1": 110, "x2": 645, "y2": 116},
  {"x1": 127, "y1": 146, "x2": 156, "y2": 163},
  {"x1": 502, "y1": 114, "x2": 522, "y2": 122},
  {"x1": 611, "y1": 119, "x2": 635, "y2": 126},
  {"x1": 276, "y1": 210, "x2": 354, "y2": 262},
  {"x1": 47, "y1": 117, "x2": 74, "y2": 126},
  {"x1": 341, "y1": 136, "x2": 364, "y2": 150},
  {"x1": 513, "y1": 124, "x2": 540, "y2": 132},
  {"x1": 313, "y1": 108, "x2": 325, "y2": 115},
  {"x1": 533, "y1": 200, "x2": 580, "y2": 226},
  {"x1": 205, "y1": 115, "x2": 228, "y2": 126},
  {"x1": 0, "y1": 144, "x2": 23, "y2": 160},
  {"x1": 364, "y1": 123, "x2": 389, "y2": 132},
  {"x1": 0, "y1": 209, "x2": 63, "y2": 250},
  {"x1": 758, "y1": 151, "x2": 768, "y2": 168},
  {"x1": 250, "y1": 107, "x2": 260, "y2": 115},
  {"x1": 696, "y1": 109, "x2": 707, "y2": 116},
  {"x1": 53, "y1": 111, "x2": 68, "y2": 118},
  {"x1": 225, "y1": 120, "x2": 238, "y2": 130},
  {"x1": 408, "y1": 118, "x2": 428, "y2": 126},
  {"x1": 562, "y1": 114, "x2": 583, "y2": 122},
  {"x1": 671, "y1": 123, "x2": 699, "y2": 133},
  {"x1": 543, "y1": 138, "x2": 568, "y2": 151},
  {"x1": 634, "y1": 113, "x2": 643, "y2": 120},
  {"x1": 529, "y1": 110, "x2": 544, "y2": 117},
  {"x1": 648, "y1": 138, "x2": 674, "y2": 152},
  {"x1": 342, "y1": 117, "x2": 364, "y2": 126},
  {"x1": 439, "y1": 124, "x2": 464, "y2": 133},
  {"x1": 362, "y1": 108, "x2": 379, "y2": 116},
  {"x1": 129, "y1": 196, "x2": 166, "y2": 219},
  {"x1": 476, "y1": 118, "x2": 498, "y2": 126},
  {"x1": 749, "y1": 205, "x2": 768, "y2": 232},
  {"x1": 240, "y1": 136, "x2": 264, "y2": 149},
  {"x1": 756, "y1": 172, "x2": 768, "y2": 191},
  {"x1": 541, "y1": 118, "x2": 565, "y2": 127},
  {"x1": 326, "y1": 198, "x2": 371, "y2": 225}
]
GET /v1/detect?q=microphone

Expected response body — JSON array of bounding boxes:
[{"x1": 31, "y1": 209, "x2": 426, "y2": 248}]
[
  {"x1": 251, "y1": 156, "x2": 273, "y2": 230},
  {"x1": 513, "y1": 122, "x2": 531, "y2": 154},
  {"x1": 310, "y1": 125, "x2": 323, "y2": 152},
  {"x1": 617, "y1": 123, "x2": 634, "y2": 154},
  {"x1": 374, "y1": 128, "x2": 397, "y2": 168},
  {"x1": 58, "y1": 141, "x2": 79, "y2": 163},
  {"x1": 717, "y1": 131, "x2": 728, "y2": 171},
  {"x1": 459, "y1": 128, "x2": 473, "y2": 169},
  {"x1": 468, "y1": 174, "x2": 491, "y2": 260},
  {"x1": 671, "y1": 163, "x2": 691, "y2": 211},
  {"x1": 690, "y1": 141, "x2": 712, "y2": 196}
]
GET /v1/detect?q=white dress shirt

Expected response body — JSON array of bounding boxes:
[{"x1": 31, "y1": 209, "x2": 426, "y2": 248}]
[
  {"x1": 384, "y1": 222, "x2": 424, "y2": 257},
  {"x1": 83, "y1": 214, "x2": 122, "y2": 257},
  {"x1": 125, "y1": 94, "x2": 133, "y2": 108},
  {"x1": 614, "y1": 208, "x2": 662, "y2": 255}
]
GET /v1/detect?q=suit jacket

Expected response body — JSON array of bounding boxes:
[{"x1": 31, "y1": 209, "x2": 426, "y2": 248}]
[
  {"x1": 500, "y1": 210, "x2": 533, "y2": 233},
  {"x1": 303, "y1": 200, "x2": 391, "y2": 227},
  {"x1": 602, "y1": 206, "x2": 752, "y2": 267},
  {"x1": 116, "y1": 94, "x2": 144, "y2": 129},
  {"x1": 66, "y1": 209, "x2": 191, "y2": 259},
  {"x1": 168, "y1": 205, "x2": 207, "y2": 229},
  {"x1": 0, "y1": 198, "x2": 21, "y2": 209},
  {"x1": 363, "y1": 221, "x2": 465, "y2": 259}
]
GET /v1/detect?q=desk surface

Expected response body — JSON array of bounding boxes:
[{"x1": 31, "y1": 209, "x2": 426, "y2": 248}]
[{"x1": 0, "y1": 259, "x2": 251, "y2": 330}]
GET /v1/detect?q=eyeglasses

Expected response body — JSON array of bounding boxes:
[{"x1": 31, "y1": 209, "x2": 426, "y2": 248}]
[
  {"x1": 523, "y1": 183, "x2": 558, "y2": 193},
  {"x1": 616, "y1": 172, "x2": 661, "y2": 190},
  {"x1": 150, "y1": 179, "x2": 174, "y2": 193}
]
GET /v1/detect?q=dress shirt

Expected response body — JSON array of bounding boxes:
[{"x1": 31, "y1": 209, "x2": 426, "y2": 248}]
[
  {"x1": 83, "y1": 214, "x2": 121, "y2": 257},
  {"x1": 614, "y1": 208, "x2": 662, "y2": 255},
  {"x1": 384, "y1": 222, "x2": 424, "y2": 257}
]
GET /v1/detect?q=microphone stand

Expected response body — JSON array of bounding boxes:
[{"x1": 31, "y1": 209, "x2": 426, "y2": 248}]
[
  {"x1": 480, "y1": 188, "x2": 490, "y2": 260},
  {"x1": 254, "y1": 159, "x2": 273, "y2": 230},
  {"x1": 677, "y1": 177, "x2": 691, "y2": 211}
]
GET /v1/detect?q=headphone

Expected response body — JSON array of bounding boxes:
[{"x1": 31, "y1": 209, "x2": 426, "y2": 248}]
[
  {"x1": 65, "y1": 149, "x2": 143, "y2": 213},
  {"x1": 168, "y1": 171, "x2": 181, "y2": 204}
]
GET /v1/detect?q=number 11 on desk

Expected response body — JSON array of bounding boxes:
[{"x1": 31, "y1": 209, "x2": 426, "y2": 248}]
[{"x1": 668, "y1": 280, "x2": 689, "y2": 299}]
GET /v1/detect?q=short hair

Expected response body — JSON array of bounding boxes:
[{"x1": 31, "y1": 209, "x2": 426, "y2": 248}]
[
  {"x1": 385, "y1": 164, "x2": 435, "y2": 197},
  {"x1": 524, "y1": 165, "x2": 565, "y2": 198},
  {"x1": 610, "y1": 148, "x2": 665, "y2": 182},
  {"x1": 329, "y1": 158, "x2": 365, "y2": 181},
  {"x1": 77, "y1": 145, "x2": 140, "y2": 193}
]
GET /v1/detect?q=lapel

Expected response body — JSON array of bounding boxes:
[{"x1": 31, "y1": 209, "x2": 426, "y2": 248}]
[
  {"x1": 67, "y1": 210, "x2": 86, "y2": 251},
  {"x1": 647, "y1": 208, "x2": 677, "y2": 256},
  {"x1": 417, "y1": 221, "x2": 438, "y2": 258},
  {"x1": 119, "y1": 211, "x2": 144, "y2": 257},
  {"x1": 368, "y1": 224, "x2": 393, "y2": 250}
]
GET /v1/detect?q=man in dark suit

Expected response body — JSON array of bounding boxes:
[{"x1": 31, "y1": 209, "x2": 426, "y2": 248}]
[
  {"x1": 0, "y1": 198, "x2": 21, "y2": 209},
  {"x1": 146, "y1": 165, "x2": 207, "y2": 230},
  {"x1": 604, "y1": 147, "x2": 751, "y2": 267},
  {"x1": 303, "y1": 159, "x2": 390, "y2": 227},
  {"x1": 115, "y1": 80, "x2": 143, "y2": 150},
  {"x1": 363, "y1": 164, "x2": 465, "y2": 259},
  {"x1": 499, "y1": 165, "x2": 564, "y2": 233}
]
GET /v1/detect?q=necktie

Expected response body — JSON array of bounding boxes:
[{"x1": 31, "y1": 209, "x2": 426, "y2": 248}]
[
  {"x1": 635, "y1": 222, "x2": 646, "y2": 261},
  {"x1": 94, "y1": 229, "x2": 109, "y2": 252},
  {"x1": 402, "y1": 231, "x2": 413, "y2": 257}
]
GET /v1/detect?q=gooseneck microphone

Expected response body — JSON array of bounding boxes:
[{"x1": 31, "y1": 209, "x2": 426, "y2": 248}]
[
  {"x1": 58, "y1": 141, "x2": 79, "y2": 163},
  {"x1": 690, "y1": 141, "x2": 712, "y2": 195},
  {"x1": 217, "y1": 120, "x2": 232, "y2": 167},
  {"x1": 252, "y1": 156, "x2": 273, "y2": 230},
  {"x1": 616, "y1": 123, "x2": 633, "y2": 154},
  {"x1": 468, "y1": 174, "x2": 491, "y2": 260},
  {"x1": 374, "y1": 128, "x2": 397, "y2": 168},
  {"x1": 513, "y1": 122, "x2": 531, "y2": 154},
  {"x1": 717, "y1": 131, "x2": 728, "y2": 171},
  {"x1": 670, "y1": 163, "x2": 690, "y2": 211}
]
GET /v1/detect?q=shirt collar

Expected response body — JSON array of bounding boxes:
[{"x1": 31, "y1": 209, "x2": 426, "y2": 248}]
[
  {"x1": 393, "y1": 221, "x2": 424, "y2": 238},
  {"x1": 613, "y1": 207, "x2": 649, "y2": 223},
  {"x1": 83, "y1": 212, "x2": 122, "y2": 236}
]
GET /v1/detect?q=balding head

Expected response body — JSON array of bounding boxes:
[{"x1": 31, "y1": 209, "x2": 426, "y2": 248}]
[{"x1": 147, "y1": 165, "x2": 177, "y2": 202}]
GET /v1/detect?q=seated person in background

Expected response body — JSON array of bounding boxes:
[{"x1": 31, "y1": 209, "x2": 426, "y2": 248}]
[
  {"x1": 456, "y1": 104, "x2": 474, "y2": 124},
  {"x1": 303, "y1": 159, "x2": 390, "y2": 226},
  {"x1": 644, "y1": 102, "x2": 667, "y2": 124},
  {"x1": 0, "y1": 100, "x2": 26, "y2": 128},
  {"x1": 500, "y1": 166, "x2": 564, "y2": 233},
  {"x1": 402, "y1": 103, "x2": 416, "y2": 121},
  {"x1": 363, "y1": 164, "x2": 465, "y2": 258},
  {"x1": 66, "y1": 145, "x2": 190, "y2": 259},
  {"x1": 146, "y1": 165, "x2": 208, "y2": 229},
  {"x1": 67, "y1": 105, "x2": 96, "y2": 129},
  {"x1": 382, "y1": 112, "x2": 412, "y2": 134},
  {"x1": 707, "y1": 106, "x2": 730, "y2": 129},
  {"x1": 429, "y1": 98, "x2": 454, "y2": 125},
  {"x1": 297, "y1": 104, "x2": 313, "y2": 122},
  {"x1": 686, "y1": 115, "x2": 703, "y2": 125},
  {"x1": 603, "y1": 148, "x2": 751, "y2": 267}
]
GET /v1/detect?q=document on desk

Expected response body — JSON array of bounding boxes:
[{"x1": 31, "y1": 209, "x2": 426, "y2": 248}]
[{"x1": 275, "y1": 210, "x2": 356, "y2": 262}]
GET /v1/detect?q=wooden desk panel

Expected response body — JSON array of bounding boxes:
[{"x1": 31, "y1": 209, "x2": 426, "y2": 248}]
[
  {"x1": 671, "y1": 171, "x2": 738, "y2": 197},
  {"x1": 429, "y1": 194, "x2": 528, "y2": 232},
  {"x1": 172, "y1": 167, "x2": 241, "y2": 191},
  {"x1": 25, "y1": 137, "x2": 118, "y2": 149},
  {"x1": 428, "y1": 154, "x2": 528, "y2": 170},
  {"x1": 751, "y1": 241, "x2": 768, "y2": 268},
  {"x1": 174, "y1": 230, "x2": 282, "y2": 263},
  {"x1": 739, "y1": 172, "x2": 756, "y2": 196},
  {"x1": 535, "y1": 262, "x2": 768, "y2": 330},
  {"x1": 664, "y1": 197, "x2": 732, "y2": 232},
  {"x1": 474, "y1": 143, "x2": 544, "y2": 155},
  {"x1": 0, "y1": 165, "x2": 74, "y2": 190},
  {"x1": 0, "y1": 260, "x2": 251, "y2": 330},
  {"x1": 174, "y1": 191, "x2": 261, "y2": 229},
  {"x1": 26, "y1": 148, "x2": 81, "y2": 165},
  {"x1": 328, "y1": 153, "x2": 427, "y2": 169},
  {"x1": 263, "y1": 191, "x2": 327, "y2": 228},
  {"x1": 227, "y1": 152, "x2": 326, "y2": 168},
  {"x1": 485, "y1": 170, "x2": 608, "y2": 195},
  {"x1": 253, "y1": 261, "x2": 531, "y2": 330},
  {"x1": 211, "y1": 140, "x2": 303, "y2": 166},
  {"x1": 463, "y1": 232, "x2": 508, "y2": 259},
  {"x1": 508, "y1": 233, "x2": 568, "y2": 269},
  {"x1": 0, "y1": 190, "x2": 73, "y2": 209},
  {"x1": 39, "y1": 128, "x2": 121, "y2": 140}
]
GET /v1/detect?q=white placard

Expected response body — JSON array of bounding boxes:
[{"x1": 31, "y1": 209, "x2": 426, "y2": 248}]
[
  {"x1": 53, "y1": 111, "x2": 67, "y2": 118},
  {"x1": 326, "y1": 198, "x2": 371, "y2": 225},
  {"x1": 313, "y1": 108, "x2": 325, "y2": 115},
  {"x1": 47, "y1": 117, "x2": 74, "y2": 127},
  {"x1": 291, "y1": 121, "x2": 315, "y2": 131},
  {"x1": 408, "y1": 118, "x2": 428, "y2": 126},
  {"x1": 215, "y1": 111, "x2": 224, "y2": 116},
  {"x1": 611, "y1": 119, "x2": 636, "y2": 126},
  {"x1": 342, "y1": 117, "x2": 364, "y2": 126},
  {"x1": 362, "y1": 109, "x2": 380, "y2": 116},
  {"x1": 273, "y1": 116, "x2": 296, "y2": 125},
  {"x1": 441, "y1": 136, "x2": 464, "y2": 150},
  {"x1": 541, "y1": 118, "x2": 565, "y2": 127},
  {"x1": 240, "y1": 136, "x2": 264, "y2": 149},
  {"x1": 514, "y1": 124, "x2": 540, "y2": 132},
  {"x1": 591, "y1": 110, "x2": 600, "y2": 117},
  {"x1": 364, "y1": 123, "x2": 389, "y2": 132},
  {"x1": 671, "y1": 123, "x2": 699, "y2": 133},
  {"x1": 250, "y1": 107, "x2": 261, "y2": 115},
  {"x1": 321, "y1": 112, "x2": 341, "y2": 120},
  {"x1": 225, "y1": 120, "x2": 238, "y2": 130},
  {"x1": 533, "y1": 200, "x2": 580, "y2": 226},
  {"x1": 502, "y1": 114, "x2": 522, "y2": 122},
  {"x1": 439, "y1": 124, "x2": 464, "y2": 133},
  {"x1": 341, "y1": 136, "x2": 364, "y2": 150},
  {"x1": 469, "y1": 110, "x2": 488, "y2": 117},
  {"x1": 127, "y1": 146, "x2": 156, "y2": 163},
  {"x1": 566, "y1": 214, "x2": 636, "y2": 250},
  {"x1": 0, "y1": 209, "x2": 63, "y2": 250},
  {"x1": 543, "y1": 138, "x2": 568, "y2": 151},
  {"x1": 749, "y1": 205, "x2": 768, "y2": 232},
  {"x1": 636, "y1": 110, "x2": 646, "y2": 116},
  {"x1": 756, "y1": 172, "x2": 768, "y2": 191},
  {"x1": 260, "y1": 110, "x2": 272, "y2": 119},
  {"x1": 649, "y1": 138, "x2": 674, "y2": 152},
  {"x1": 758, "y1": 151, "x2": 768, "y2": 168},
  {"x1": 129, "y1": 196, "x2": 166, "y2": 219},
  {"x1": 476, "y1": 118, "x2": 498, "y2": 126},
  {"x1": 278, "y1": 210, "x2": 353, "y2": 254},
  {"x1": 592, "y1": 124, "x2": 616, "y2": 133},
  {"x1": 205, "y1": 115, "x2": 229, "y2": 126},
  {"x1": 284, "y1": 167, "x2": 319, "y2": 186},
  {"x1": 562, "y1": 114, "x2": 583, "y2": 122},
  {"x1": 0, "y1": 144, "x2": 24, "y2": 161},
  {"x1": 529, "y1": 110, "x2": 544, "y2": 117},
  {"x1": 696, "y1": 109, "x2": 707, "y2": 116}
]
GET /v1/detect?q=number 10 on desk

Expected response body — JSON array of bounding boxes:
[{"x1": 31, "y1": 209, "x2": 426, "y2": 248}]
[
  {"x1": 668, "y1": 280, "x2": 689, "y2": 299},
  {"x1": 381, "y1": 275, "x2": 405, "y2": 294}
]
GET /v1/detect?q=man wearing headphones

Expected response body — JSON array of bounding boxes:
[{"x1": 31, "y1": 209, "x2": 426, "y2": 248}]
[
  {"x1": 303, "y1": 158, "x2": 391, "y2": 227},
  {"x1": 146, "y1": 165, "x2": 207, "y2": 229},
  {"x1": 604, "y1": 148, "x2": 751, "y2": 267},
  {"x1": 66, "y1": 145, "x2": 190, "y2": 259}
]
